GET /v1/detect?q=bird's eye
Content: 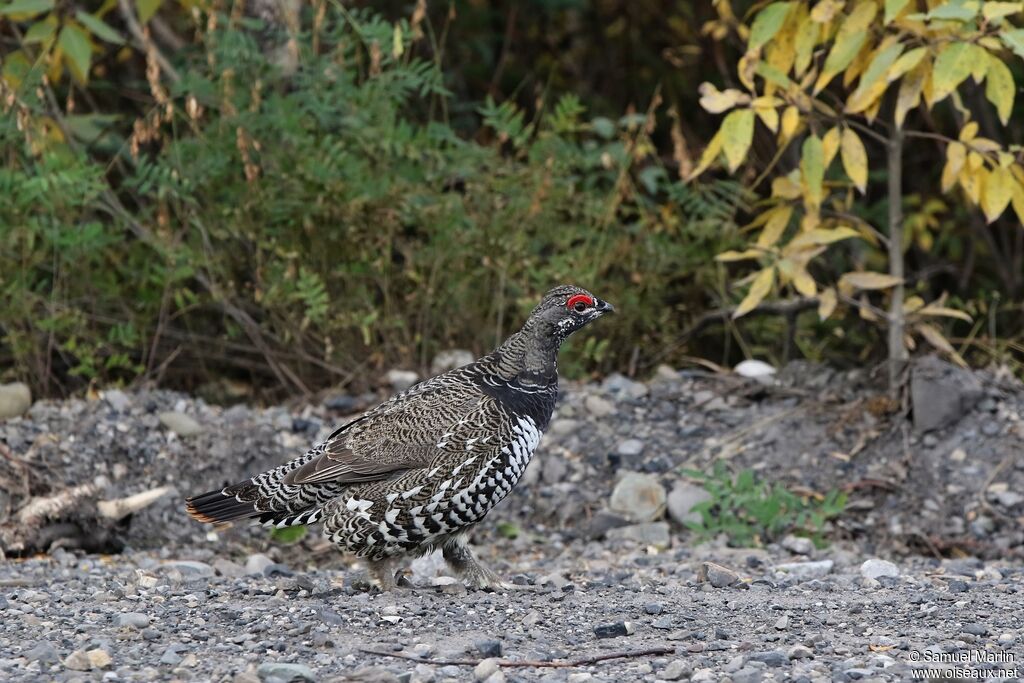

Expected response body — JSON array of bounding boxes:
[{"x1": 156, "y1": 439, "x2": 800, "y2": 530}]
[
  {"x1": 566, "y1": 293, "x2": 594, "y2": 312},
  {"x1": 573, "y1": 301, "x2": 587, "y2": 313}
]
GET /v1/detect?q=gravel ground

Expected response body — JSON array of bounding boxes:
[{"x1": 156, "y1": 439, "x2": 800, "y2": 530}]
[
  {"x1": 2, "y1": 356, "x2": 1024, "y2": 681},
  {"x1": 2, "y1": 543, "x2": 1022, "y2": 682}
]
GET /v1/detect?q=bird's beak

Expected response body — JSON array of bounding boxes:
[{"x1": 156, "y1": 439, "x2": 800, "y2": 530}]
[{"x1": 596, "y1": 298, "x2": 615, "y2": 314}]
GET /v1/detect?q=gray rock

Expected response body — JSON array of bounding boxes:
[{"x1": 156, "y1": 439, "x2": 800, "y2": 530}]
[
  {"x1": 473, "y1": 658, "x2": 500, "y2": 681},
  {"x1": 474, "y1": 640, "x2": 502, "y2": 658},
  {"x1": 103, "y1": 389, "x2": 131, "y2": 412},
  {"x1": 615, "y1": 438, "x2": 645, "y2": 457},
  {"x1": 660, "y1": 660, "x2": 691, "y2": 681},
  {"x1": 23, "y1": 641, "x2": 60, "y2": 664},
  {"x1": 246, "y1": 553, "x2": 275, "y2": 575},
  {"x1": 609, "y1": 472, "x2": 666, "y2": 522},
  {"x1": 666, "y1": 482, "x2": 712, "y2": 525},
  {"x1": 584, "y1": 509, "x2": 630, "y2": 539},
  {"x1": 213, "y1": 558, "x2": 247, "y2": 578},
  {"x1": 788, "y1": 645, "x2": 813, "y2": 659},
  {"x1": 732, "y1": 668, "x2": 764, "y2": 683},
  {"x1": 697, "y1": 561, "x2": 741, "y2": 588},
  {"x1": 116, "y1": 612, "x2": 151, "y2": 629},
  {"x1": 911, "y1": 355, "x2": 983, "y2": 432},
  {"x1": 257, "y1": 663, "x2": 316, "y2": 682},
  {"x1": 160, "y1": 644, "x2": 186, "y2": 666},
  {"x1": 158, "y1": 411, "x2": 202, "y2": 436},
  {"x1": 63, "y1": 648, "x2": 111, "y2": 671},
  {"x1": 746, "y1": 650, "x2": 787, "y2": 667},
  {"x1": 775, "y1": 560, "x2": 834, "y2": 580},
  {"x1": 385, "y1": 369, "x2": 419, "y2": 392},
  {"x1": 606, "y1": 522, "x2": 670, "y2": 547},
  {"x1": 860, "y1": 558, "x2": 899, "y2": 579},
  {"x1": 774, "y1": 615, "x2": 789, "y2": 630},
  {"x1": 541, "y1": 456, "x2": 568, "y2": 484},
  {"x1": 602, "y1": 373, "x2": 649, "y2": 399},
  {"x1": 593, "y1": 621, "x2": 635, "y2": 638},
  {"x1": 583, "y1": 395, "x2": 615, "y2": 417},
  {"x1": 780, "y1": 535, "x2": 815, "y2": 555},
  {"x1": 0, "y1": 382, "x2": 31, "y2": 419},
  {"x1": 430, "y1": 350, "x2": 474, "y2": 375},
  {"x1": 161, "y1": 560, "x2": 215, "y2": 578}
]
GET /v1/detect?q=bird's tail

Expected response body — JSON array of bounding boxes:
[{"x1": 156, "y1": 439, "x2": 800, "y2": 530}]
[
  {"x1": 185, "y1": 482, "x2": 262, "y2": 525},
  {"x1": 186, "y1": 477, "x2": 326, "y2": 528}
]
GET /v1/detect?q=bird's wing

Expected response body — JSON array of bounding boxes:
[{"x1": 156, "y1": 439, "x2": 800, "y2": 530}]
[{"x1": 282, "y1": 374, "x2": 483, "y2": 486}]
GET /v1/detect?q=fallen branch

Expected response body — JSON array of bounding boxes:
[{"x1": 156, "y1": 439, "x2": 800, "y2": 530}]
[
  {"x1": 358, "y1": 646, "x2": 676, "y2": 668},
  {"x1": 97, "y1": 486, "x2": 174, "y2": 520}
]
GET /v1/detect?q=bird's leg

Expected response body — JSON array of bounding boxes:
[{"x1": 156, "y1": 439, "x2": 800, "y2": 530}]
[
  {"x1": 442, "y1": 537, "x2": 513, "y2": 591},
  {"x1": 367, "y1": 556, "x2": 400, "y2": 591}
]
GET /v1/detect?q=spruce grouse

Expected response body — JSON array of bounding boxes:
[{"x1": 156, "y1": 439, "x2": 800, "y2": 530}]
[{"x1": 186, "y1": 285, "x2": 614, "y2": 589}]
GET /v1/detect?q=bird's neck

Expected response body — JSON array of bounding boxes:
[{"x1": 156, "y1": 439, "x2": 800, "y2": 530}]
[{"x1": 491, "y1": 327, "x2": 559, "y2": 382}]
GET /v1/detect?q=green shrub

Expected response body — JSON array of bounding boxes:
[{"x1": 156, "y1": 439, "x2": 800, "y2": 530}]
[
  {"x1": 0, "y1": 6, "x2": 748, "y2": 398},
  {"x1": 682, "y1": 463, "x2": 847, "y2": 548}
]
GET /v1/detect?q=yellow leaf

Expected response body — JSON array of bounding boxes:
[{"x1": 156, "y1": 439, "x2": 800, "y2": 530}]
[
  {"x1": 1011, "y1": 165, "x2": 1024, "y2": 224},
  {"x1": 814, "y1": 1, "x2": 877, "y2": 93},
  {"x1": 968, "y1": 150, "x2": 984, "y2": 170},
  {"x1": 716, "y1": 249, "x2": 764, "y2": 262},
  {"x1": 739, "y1": 50, "x2": 759, "y2": 90},
  {"x1": 699, "y1": 82, "x2": 750, "y2": 114},
  {"x1": 894, "y1": 60, "x2": 927, "y2": 127},
  {"x1": 917, "y1": 323, "x2": 967, "y2": 366},
  {"x1": 858, "y1": 294, "x2": 879, "y2": 321},
  {"x1": 933, "y1": 43, "x2": 986, "y2": 102},
  {"x1": 801, "y1": 135, "x2": 824, "y2": 210},
  {"x1": 846, "y1": 39, "x2": 903, "y2": 113},
  {"x1": 772, "y1": 174, "x2": 803, "y2": 199},
  {"x1": 753, "y1": 98, "x2": 780, "y2": 132},
  {"x1": 960, "y1": 165, "x2": 983, "y2": 205},
  {"x1": 793, "y1": 13, "x2": 818, "y2": 76},
  {"x1": 840, "y1": 271, "x2": 903, "y2": 290},
  {"x1": 941, "y1": 142, "x2": 967, "y2": 193},
  {"x1": 818, "y1": 287, "x2": 838, "y2": 320},
  {"x1": 904, "y1": 296, "x2": 925, "y2": 313},
  {"x1": 721, "y1": 109, "x2": 755, "y2": 173},
  {"x1": 757, "y1": 205, "x2": 794, "y2": 248},
  {"x1": 917, "y1": 305, "x2": 973, "y2": 323},
  {"x1": 733, "y1": 267, "x2": 776, "y2": 319},
  {"x1": 840, "y1": 128, "x2": 868, "y2": 193},
  {"x1": 687, "y1": 130, "x2": 723, "y2": 180},
  {"x1": 780, "y1": 105, "x2": 801, "y2": 141},
  {"x1": 787, "y1": 226, "x2": 860, "y2": 250},
  {"x1": 981, "y1": 166, "x2": 1013, "y2": 222},
  {"x1": 792, "y1": 269, "x2": 817, "y2": 297},
  {"x1": 983, "y1": 2, "x2": 1024, "y2": 21},
  {"x1": 984, "y1": 54, "x2": 1015, "y2": 125},
  {"x1": 810, "y1": 0, "x2": 844, "y2": 23},
  {"x1": 392, "y1": 24, "x2": 404, "y2": 59},
  {"x1": 888, "y1": 46, "x2": 927, "y2": 82},
  {"x1": 822, "y1": 126, "x2": 841, "y2": 167},
  {"x1": 884, "y1": 0, "x2": 910, "y2": 23}
]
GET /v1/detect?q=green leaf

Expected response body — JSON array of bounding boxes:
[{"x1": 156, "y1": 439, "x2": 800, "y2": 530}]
[
  {"x1": 23, "y1": 15, "x2": 56, "y2": 43},
  {"x1": 76, "y1": 10, "x2": 124, "y2": 45},
  {"x1": 1002, "y1": 28, "x2": 1024, "y2": 60},
  {"x1": 814, "y1": 1, "x2": 876, "y2": 93},
  {"x1": 0, "y1": 0, "x2": 53, "y2": 17},
  {"x1": 801, "y1": 134, "x2": 824, "y2": 207},
  {"x1": 985, "y1": 53, "x2": 1015, "y2": 124},
  {"x1": 58, "y1": 23, "x2": 93, "y2": 84},
  {"x1": 136, "y1": 0, "x2": 165, "y2": 23},
  {"x1": 496, "y1": 521, "x2": 520, "y2": 539},
  {"x1": 720, "y1": 108, "x2": 755, "y2": 173},
  {"x1": 884, "y1": 0, "x2": 911, "y2": 23},
  {"x1": 928, "y1": 0, "x2": 979, "y2": 21},
  {"x1": 270, "y1": 525, "x2": 307, "y2": 544},
  {"x1": 749, "y1": 2, "x2": 793, "y2": 51},
  {"x1": 932, "y1": 42, "x2": 974, "y2": 101}
]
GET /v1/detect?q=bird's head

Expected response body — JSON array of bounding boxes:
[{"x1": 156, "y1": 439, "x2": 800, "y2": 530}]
[{"x1": 525, "y1": 284, "x2": 615, "y2": 344}]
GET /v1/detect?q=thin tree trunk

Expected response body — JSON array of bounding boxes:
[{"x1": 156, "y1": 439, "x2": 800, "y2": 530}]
[{"x1": 887, "y1": 127, "x2": 908, "y2": 390}]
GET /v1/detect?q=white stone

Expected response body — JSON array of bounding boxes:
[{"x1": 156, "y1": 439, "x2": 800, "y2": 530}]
[
  {"x1": 860, "y1": 558, "x2": 900, "y2": 579},
  {"x1": 734, "y1": 359, "x2": 776, "y2": 383},
  {"x1": 666, "y1": 482, "x2": 712, "y2": 525},
  {"x1": 385, "y1": 369, "x2": 420, "y2": 392},
  {"x1": 0, "y1": 382, "x2": 31, "y2": 420},
  {"x1": 609, "y1": 472, "x2": 666, "y2": 522}
]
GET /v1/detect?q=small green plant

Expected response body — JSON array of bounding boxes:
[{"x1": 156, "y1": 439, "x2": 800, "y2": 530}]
[
  {"x1": 269, "y1": 525, "x2": 307, "y2": 545},
  {"x1": 682, "y1": 462, "x2": 847, "y2": 548}
]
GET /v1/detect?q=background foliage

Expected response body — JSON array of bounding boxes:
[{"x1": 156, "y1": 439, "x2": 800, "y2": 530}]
[{"x1": 1, "y1": 0, "x2": 1023, "y2": 401}]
